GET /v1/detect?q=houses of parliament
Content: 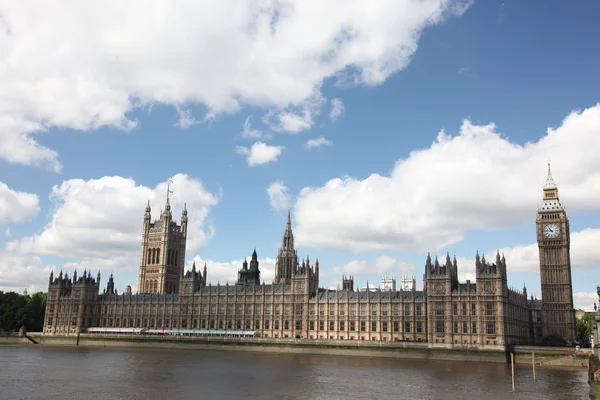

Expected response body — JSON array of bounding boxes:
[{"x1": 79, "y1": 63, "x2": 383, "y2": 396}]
[{"x1": 42, "y1": 165, "x2": 576, "y2": 347}]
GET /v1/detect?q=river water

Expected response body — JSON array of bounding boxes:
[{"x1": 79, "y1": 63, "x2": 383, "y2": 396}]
[{"x1": 0, "y1": 346, "x2": 588, "y2": 400}]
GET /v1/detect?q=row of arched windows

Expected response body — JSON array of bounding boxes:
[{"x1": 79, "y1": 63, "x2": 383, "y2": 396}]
[
  {"x1": 147, "y1": 248, "x2": 161, "y2": 264},
  {"x1": 167, "y1": 249, "x2": 179, "y2": 266},
  {"x1": 144, "y1": 280, "x2": 177, "y2": 294},
  {"x1": 145, "y1": 279, "x2": 158, "y2": 292},
  {"x1": 146, "y1": 248, "x2": 180, "y2": 266}
]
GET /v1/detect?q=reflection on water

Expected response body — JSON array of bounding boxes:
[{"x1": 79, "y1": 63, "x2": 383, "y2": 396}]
[{"x1": 0, "y1": 346, "x2": 587, "y2": 400}]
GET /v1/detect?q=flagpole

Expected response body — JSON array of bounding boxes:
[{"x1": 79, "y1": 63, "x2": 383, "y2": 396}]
[{"x1": 166, "y1": 178, "x2": 174, "y2": 202}]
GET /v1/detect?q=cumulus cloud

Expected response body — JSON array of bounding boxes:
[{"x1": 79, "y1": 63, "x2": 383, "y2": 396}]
[
  {"x1": 331, "y1": 255, "x2": 412, "y2": 276},
  {"x1": 0, "y1": 1, "x2": 469, "y2": 170},
  {"x1": 5, "y1": 174, "x2": 219, "y2": 258},
  {"x1": 0, "y1": 252, "x2": 54, "y2": 293},
  {"x1": 267, "y1": 181, "x2": 292, "y2": 212},
  {"x1": 329, "y1": 98, "x2": 345, "y2": 120},
  {"x1": 305, "y1": 137, "x2": 333, "y2": 150},
  {"x1": 489, "y1": 228, "x2": 600, "y2": 273},
  {"x1": 294, "y1": 104, "x2": 600, "y2": 252},
  {"x1": 236, "y1": 142, "x2": 284, "y2": 166},
  {"x1": 0, "y1": 117, "x2": 61, "y2": 172},
  {"x1": 327, "y1": 256, "x2": 424, "y2": 291},
  {"x1": 0, "y1": 182, "x2": 40, "y2": 226},
  {"x1": 188, "y1": 255, "x2": 277, "y2": 285}
]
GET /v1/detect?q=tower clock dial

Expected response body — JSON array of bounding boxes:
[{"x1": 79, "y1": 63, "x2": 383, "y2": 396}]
[{"x1": 543, "y1": 223, "x2": 560, "y2": 238}]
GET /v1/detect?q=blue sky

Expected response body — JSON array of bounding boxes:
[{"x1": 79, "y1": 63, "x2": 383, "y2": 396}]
[{"x1": 1, "y1": 0, "x2": 599, "y2": 309}]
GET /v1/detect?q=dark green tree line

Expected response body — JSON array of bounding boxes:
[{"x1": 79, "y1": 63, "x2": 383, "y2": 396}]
[
  {"x1": 576, "y1": 312, "x2": 594, "y2": 347},
  {"x1": 0, "y1": 291, "x2": 46, "y2": 332}
]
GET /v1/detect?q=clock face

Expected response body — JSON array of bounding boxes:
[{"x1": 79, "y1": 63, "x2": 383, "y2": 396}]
[
  {"x1": 435, "y1": 283, "x2": 443, "y2": 293},
  {"x1": 543, "y1": 223, "x2": 560, "y2": 238}
]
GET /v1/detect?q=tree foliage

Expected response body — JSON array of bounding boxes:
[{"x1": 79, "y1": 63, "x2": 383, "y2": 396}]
[
  {"x1": 541, "y1": 333, "x2": 567, "y2": 347},
  {"x1": 576, "y1": 313, "x2": 595, "y2": 347},
  {"x1": 0, "y1": 291, "x2": 46, "y2": 332}
]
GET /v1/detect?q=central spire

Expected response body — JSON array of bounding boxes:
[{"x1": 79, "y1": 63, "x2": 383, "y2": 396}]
[
  {"x1": 286, "y1": 209, "x2": 292, "y2": 232},
  {"x1": 283, "y1": 209, "x2": 294, "y2": 249}
]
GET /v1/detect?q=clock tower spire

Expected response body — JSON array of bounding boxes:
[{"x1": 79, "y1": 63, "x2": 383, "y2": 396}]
[{"x1": 536, "y1": 161, "x2": 575, "y2": 345}]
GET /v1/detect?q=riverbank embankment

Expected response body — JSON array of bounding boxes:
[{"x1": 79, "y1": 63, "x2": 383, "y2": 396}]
[{"x1": 1, "y1": 334, "x2": 589, "y2": 369}]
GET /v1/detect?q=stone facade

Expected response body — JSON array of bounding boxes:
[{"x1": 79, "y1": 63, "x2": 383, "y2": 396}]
[
  {"x1": 137, "y1": 198, "x2": 187, "y2": 295},
  {"x1": 43, "y1": 168, "x2": 576, "y2": 348},
  {"x1": 536, "y1": 163, "x2": 576, "y2": 344}
]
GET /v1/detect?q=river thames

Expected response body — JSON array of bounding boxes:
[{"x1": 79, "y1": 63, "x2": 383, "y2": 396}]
[{"x1": 0, "y1": 346, "x2": 588, "y2": 399}]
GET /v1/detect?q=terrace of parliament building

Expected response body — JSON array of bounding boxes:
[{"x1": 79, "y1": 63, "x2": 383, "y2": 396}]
[{"x1": 42, "y1": 164, "x2": 576, "y2": 348}]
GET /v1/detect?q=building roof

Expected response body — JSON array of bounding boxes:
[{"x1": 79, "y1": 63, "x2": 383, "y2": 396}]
[{"x1": 314, "y1": 290, "x2": 425, "y2": 301}]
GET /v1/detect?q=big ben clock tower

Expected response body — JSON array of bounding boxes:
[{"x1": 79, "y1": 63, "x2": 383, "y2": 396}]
[{"x1": 536, "y1": 162, "x2": 575, "y2": 344}]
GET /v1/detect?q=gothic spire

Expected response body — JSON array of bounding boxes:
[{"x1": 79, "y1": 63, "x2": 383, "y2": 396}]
[
  {"x1": 282, "y1": 209, "x2": 294, "y2": 250},
  {"x1": 544, "y1": 159, "x2": 557, "y2": 189}
]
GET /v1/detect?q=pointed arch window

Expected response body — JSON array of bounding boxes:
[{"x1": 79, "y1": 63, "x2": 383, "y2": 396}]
[{"x1": 156, "y1": 249, "x2": 160, "y2": 264}]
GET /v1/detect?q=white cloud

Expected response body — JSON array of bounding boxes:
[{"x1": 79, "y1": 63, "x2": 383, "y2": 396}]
[
  {"x1": 189, "y1": 255, "x2": 277, "y2": 285},
  {"x1": 331, "y1": 256, "x2": 415, "y2": 279},
  {"x1": 0, "y1": 182, "x2": 40, "y2": 226},
  {"x1": 4, "y1": 228, "x2": 11, "y2": 237},
  {"x1": 329, "y1": 98, "x2": 345, "y2": 120},
  {"x1": 489, "y1": 228, "x2": 600, "y2": 273},
  {"x1": 5, "y1": 174, "x2": 219, "y2": 258},
  {"x1": 0, "y1": 1, "x2": 469, "y2": 170},
  {"x1": 573, "y1": 292, "x2": 598, "y2": 311},
  {"x1": 267, "y1": 181, "x2": 292, "y2": 212},
  {"x1": 173, "y1": 106, "x2": 200, "y2": 129},
  {"x1": 236, "y1": 142, "x2": 284, "y2": 166},
  {"x1": 305, "y1": 136, "x2": 333, "y2": 150},
  {"x1": 0, "y1": 249, "x2": 140, "y2": 293},
  {"x1": 263, "y1": 92, "x2": 325, "y2": 133},
  {"x1": 0, "y1": 251, "x2": 55, "y2": 293},
  {"x1": 294, "y1": 104, "x2": 600, "y2": 252},
  {"x1": 241, "y1": 116, "x2": 270, "y2": 139},
  {"x1": 0, "y1": 116, "x2": 61, "y2": 172}
]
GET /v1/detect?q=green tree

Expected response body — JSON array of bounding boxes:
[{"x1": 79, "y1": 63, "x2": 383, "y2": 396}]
[
  {"x1": 576, "y1": 313, "x2": 595, "y2": 347},
  {"x1": 0, "y1": 291, "x2": 46, "y2": 332},
  {"x1": 541, "y1": 333, "x2": 567, "y2": 347}
]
